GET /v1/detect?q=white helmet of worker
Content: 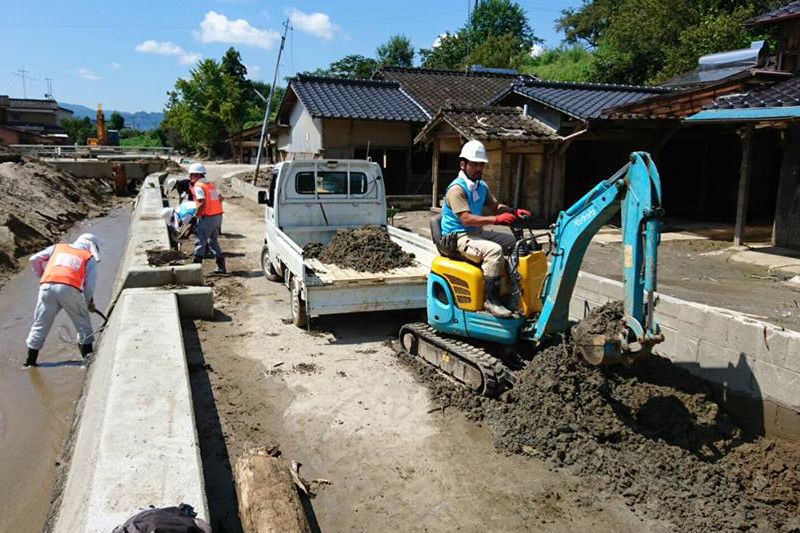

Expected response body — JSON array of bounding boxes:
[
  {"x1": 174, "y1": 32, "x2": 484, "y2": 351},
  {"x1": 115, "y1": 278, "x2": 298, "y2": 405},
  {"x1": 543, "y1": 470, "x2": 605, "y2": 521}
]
[
  {"x1": 188, "y1": 163, "x2": 207, "y2": 175},
  {"x1": 459, "y1": 140, "x2": 489, "y2": 163},
  {"x1": 74, "y1": 233, "x2": 101, "y2": 262}
]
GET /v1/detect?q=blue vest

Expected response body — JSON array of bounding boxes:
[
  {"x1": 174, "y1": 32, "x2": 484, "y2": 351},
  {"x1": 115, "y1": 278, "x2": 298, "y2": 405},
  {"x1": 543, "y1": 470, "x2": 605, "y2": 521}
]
[{"x1": 441, "y1": 176, "x2": 488, "y2": 236}]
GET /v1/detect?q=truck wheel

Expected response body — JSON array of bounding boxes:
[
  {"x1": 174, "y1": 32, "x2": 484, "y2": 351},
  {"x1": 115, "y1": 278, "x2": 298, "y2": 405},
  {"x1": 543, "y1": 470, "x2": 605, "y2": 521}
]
[
  {"x1": 261, "y1": 245, "x2": 283, "y2": 282},
  {"x1": 290, "y1": 277, "x2": 309, "y2": 328}
]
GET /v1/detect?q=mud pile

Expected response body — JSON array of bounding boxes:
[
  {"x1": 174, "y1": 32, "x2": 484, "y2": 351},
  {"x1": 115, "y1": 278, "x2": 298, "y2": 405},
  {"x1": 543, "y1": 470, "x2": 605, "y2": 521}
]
[
  {"x1": 0, "y1": 146, "x2": 108, "y2": 285},
  {"x1": 146, "y1": 248, "x2": 187, "y2": 266},
  {"x1": 402, "y1": 303, "x2": 800, "y2": 532},
  {"x1": 303, "y1": 226, "x2": 415, "y2": 272}
]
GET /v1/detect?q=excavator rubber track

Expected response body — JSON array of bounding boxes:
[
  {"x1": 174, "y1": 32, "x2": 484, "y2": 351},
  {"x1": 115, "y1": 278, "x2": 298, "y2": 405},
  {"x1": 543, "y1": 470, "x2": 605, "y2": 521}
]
[{"x1": 398, "y1": 323, "x2": 514, "y2": 397}]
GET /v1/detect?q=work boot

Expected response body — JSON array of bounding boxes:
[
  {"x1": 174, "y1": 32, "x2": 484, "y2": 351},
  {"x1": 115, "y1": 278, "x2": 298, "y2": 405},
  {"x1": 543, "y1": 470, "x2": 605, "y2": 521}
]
[
  {"x1": 214, "y1": 256, "x2": 227, "y2": 274},
  {"x1": 79, "y1": 343, "x2": 93, "y2": 359},
  {"x1": 483, "y1": 277, "x2": 513, "y2": 318},
  {"x1": 193, "y1": 255, "x2": 203, "y2": 264},
  {"x1": 23, "y1": 347, "x2": 39, "y2": 368}
]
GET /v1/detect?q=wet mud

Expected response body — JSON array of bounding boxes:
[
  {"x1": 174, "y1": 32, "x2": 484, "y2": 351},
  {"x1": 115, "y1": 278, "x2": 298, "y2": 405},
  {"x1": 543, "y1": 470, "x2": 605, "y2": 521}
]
[
  {"x1": 0, "y1": 205, "x2": 131, "y2": 533},
  {"x1": 146, "y1": 247, "x2": 187, "y2": 266},
  {"x1": 0, "y1": 146, "x2": 109, "y2": 286},
  {"x1": 400, "y1": 303, "x2": 800, "y2": 532},
  {"x1": 303, "y1": 226, "x2": 415, "y2": 272}
]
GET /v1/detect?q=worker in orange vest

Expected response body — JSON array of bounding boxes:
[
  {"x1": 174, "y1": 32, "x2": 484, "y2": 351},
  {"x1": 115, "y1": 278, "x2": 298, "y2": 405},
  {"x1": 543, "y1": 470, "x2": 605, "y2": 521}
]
[
  {"x1": 24, "y1": 233, "x2": 101, "y2": 367},
  {"x1": 188, "y1": 163, "x2": 226, "y2": 274}
]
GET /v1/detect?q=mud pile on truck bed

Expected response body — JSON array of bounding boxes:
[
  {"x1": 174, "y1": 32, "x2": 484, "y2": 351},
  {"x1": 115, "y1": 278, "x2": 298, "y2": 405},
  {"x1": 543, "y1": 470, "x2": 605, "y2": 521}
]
[
  {"x1": 402, "y1": 303, "x2": 800, "y2": 532},
  {"x1": 0, "y1": 145, "x2": 108, "y2": 285},
  {"x1": 303, "y1": 226, "x2": 415, "y2": 272}
]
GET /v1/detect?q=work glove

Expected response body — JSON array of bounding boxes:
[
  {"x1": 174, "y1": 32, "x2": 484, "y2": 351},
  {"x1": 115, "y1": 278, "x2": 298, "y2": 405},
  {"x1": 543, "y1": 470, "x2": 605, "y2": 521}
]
[
  {"x1": 494, "y1": 212, "x2": 518, "y2": 226},
  {"x1": 514, "y1": 208, "x2": 532, "y2": 218},
  {"x1": 438, "y1": 232, "x2": 461, "y2": 259},
  {"x1": 87, "y1": 299, "x2": 97, "y2": 313}
]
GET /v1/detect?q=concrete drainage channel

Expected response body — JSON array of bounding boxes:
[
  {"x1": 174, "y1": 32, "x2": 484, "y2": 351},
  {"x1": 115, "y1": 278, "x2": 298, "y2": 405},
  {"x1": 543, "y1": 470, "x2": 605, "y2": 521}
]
[
  {"x1": 230, "y1": 174, "x2": 800, "y2": 440},
  {"x1": 45, "y1": 173, "x2": 214, "y2": 531}
]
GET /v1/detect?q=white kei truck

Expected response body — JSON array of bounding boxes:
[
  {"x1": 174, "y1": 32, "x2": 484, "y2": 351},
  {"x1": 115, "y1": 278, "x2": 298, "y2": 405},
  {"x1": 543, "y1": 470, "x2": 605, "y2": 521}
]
[{"x1": 258, "y1": 159, "x2": 435, "y2": 327}]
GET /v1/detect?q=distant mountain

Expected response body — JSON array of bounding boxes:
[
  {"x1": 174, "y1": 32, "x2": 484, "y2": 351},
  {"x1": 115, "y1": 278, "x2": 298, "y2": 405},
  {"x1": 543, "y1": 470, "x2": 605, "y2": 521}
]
[{"x1": 60, "y1": 103, "x2": 164, "y2": 131}]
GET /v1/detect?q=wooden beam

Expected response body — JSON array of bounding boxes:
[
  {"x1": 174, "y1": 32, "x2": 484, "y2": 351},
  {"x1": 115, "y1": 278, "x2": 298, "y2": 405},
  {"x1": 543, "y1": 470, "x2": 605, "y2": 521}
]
[
  {"x1": 431, "y1": 140, "x2": 440, "y2": 208},
  {"x1": 733, "y1": 125, "x2": 754, "y2": 247}
]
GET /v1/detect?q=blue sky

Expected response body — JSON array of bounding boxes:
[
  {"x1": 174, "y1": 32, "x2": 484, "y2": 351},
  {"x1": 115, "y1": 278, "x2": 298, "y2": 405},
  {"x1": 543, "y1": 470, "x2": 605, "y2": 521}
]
[{"x1": 0, "y1": 0, "x2": 580, "y2": 112}]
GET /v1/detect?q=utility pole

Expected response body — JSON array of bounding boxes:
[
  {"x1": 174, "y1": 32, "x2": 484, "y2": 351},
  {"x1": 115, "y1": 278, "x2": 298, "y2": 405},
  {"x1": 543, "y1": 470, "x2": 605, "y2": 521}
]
[{"x1": 254, "y1": 18, "x2": 290, "y2": 183}]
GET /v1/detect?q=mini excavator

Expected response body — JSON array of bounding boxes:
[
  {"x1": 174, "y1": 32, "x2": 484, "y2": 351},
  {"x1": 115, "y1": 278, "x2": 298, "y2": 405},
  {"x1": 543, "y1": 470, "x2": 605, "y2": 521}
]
[{"x1": 399, "y1": 152, "x2": 665, "y2": 396}]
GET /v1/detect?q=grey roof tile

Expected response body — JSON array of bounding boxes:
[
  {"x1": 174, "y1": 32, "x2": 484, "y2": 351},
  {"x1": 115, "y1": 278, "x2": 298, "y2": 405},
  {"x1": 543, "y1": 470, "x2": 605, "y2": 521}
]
[
  {"x1": 289, "y1": 75, "x2": 429, "y2": 122},
  {"x1": 751, "y1": 1, "x2": 800, "y2": 25},
  {"x1": 497, "y1": 80, "x2": 669, "y2": 120},
  {"x1": 422, "y1": 106, "x2": 559, "y2": 142},
  {"x1": 704, "y1": 76, "x2": 800, "y2": 110},
  {"x1": 374, "y1": 67, "x2": 525, "y2": 115}
]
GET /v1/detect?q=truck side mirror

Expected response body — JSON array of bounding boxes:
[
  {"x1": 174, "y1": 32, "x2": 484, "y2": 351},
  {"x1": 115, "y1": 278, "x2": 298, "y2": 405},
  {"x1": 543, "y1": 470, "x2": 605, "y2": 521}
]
[{"x1": 257, "y1": 190, "x2": 269, "y2": 205}]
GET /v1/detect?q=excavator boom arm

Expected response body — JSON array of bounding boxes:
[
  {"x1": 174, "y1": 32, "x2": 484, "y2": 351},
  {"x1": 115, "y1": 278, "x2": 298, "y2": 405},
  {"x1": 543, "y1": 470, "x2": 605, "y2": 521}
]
[{"x1": 532, "y1": 152, "x2": 663, "y2": 353}]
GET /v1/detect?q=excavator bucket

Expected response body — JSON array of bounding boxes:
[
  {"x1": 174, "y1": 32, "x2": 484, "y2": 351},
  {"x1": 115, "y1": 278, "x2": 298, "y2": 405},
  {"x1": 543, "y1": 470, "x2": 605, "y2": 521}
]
[{"x1": 575, "y1": 329, "x2": 653, "y2": 366}]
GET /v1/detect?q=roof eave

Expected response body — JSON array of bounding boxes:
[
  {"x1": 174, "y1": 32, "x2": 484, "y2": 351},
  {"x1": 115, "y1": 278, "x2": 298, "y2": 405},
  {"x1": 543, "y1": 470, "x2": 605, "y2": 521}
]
[{"x1": 686, "y1": 107, "x2": 800, "y2": 122}]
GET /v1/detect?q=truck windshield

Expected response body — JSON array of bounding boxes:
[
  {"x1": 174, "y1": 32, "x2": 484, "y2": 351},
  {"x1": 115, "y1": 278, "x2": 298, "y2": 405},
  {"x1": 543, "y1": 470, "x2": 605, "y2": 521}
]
[{"x1": 296, "y1": 171, "x2": 368, "y2": 195}]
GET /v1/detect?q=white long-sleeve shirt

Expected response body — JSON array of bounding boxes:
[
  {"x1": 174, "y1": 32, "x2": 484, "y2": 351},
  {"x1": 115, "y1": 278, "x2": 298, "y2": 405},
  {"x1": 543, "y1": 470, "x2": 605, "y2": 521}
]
[{"x1": 30, "y1": 244, "x2": 97, "y2": 303}]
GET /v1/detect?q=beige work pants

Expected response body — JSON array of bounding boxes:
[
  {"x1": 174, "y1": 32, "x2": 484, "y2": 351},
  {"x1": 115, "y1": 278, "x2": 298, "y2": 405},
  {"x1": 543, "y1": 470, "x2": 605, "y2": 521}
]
[{"x1": 456, "y1": 231, "x2": 517, "y2": 278}]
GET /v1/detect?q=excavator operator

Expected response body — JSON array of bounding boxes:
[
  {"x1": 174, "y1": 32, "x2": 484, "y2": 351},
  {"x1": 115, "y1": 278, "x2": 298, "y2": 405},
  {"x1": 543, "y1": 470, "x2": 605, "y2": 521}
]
[{"x1": 440, "y1": 140, "x2": 531, "y2": 318}]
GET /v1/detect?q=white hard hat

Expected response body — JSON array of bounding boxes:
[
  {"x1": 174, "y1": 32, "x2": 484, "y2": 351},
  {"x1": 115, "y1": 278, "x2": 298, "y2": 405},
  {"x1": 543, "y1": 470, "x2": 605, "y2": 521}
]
[
  {"x1": 188, "y1": 163, "x2": 206, "y2": 175},
  {"x1": 74, "y1": 233, "x2": 101, "y2": 262},
  {"x1": 459, "y1": 140, "x2": 489, "y2": 163}
]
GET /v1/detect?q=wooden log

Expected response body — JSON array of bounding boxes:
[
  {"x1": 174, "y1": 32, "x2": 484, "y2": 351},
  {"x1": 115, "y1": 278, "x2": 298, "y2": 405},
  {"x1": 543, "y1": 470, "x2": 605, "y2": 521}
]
[{"x1": 234, "y1": 449, "x2": 312, "y2": 533}]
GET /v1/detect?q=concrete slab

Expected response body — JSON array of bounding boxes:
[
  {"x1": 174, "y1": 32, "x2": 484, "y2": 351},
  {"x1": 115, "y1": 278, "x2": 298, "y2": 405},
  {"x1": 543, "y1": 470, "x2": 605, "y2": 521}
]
[
  {"x1": 51, "y1": 290, "x2": 207, "y2": 532},
  {"x1": 728, "y1": 246, "x2": 800, "y2": 275},
  {"x1": 230, "y1": 176, "x2": 266, "y2": 204},
  {"x1": 124, "y1": 286, "x2": 214, "y2": 319}
]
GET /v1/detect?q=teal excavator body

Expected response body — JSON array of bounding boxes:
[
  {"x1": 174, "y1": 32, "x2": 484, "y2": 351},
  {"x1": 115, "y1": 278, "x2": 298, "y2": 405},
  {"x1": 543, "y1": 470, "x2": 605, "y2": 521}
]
[{"x1": 400, "y1": 152, "x2": 665, "y2": 395}]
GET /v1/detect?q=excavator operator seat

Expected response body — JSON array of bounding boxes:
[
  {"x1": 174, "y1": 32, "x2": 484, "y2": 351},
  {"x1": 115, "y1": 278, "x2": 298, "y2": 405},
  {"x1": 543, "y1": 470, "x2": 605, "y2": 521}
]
[
  {"x1": 430, "y1": 214, "x2": 444, "y2": 250},
  {"x1": 429, "y1": 214, "x2": 485, "y2": 312}
]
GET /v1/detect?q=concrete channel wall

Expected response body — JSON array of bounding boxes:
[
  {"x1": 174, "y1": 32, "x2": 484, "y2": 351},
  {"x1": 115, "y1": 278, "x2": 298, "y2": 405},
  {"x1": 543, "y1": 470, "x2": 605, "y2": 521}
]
[
  {"x1": 50, "y1": 172, "x2": 213, "y2": 531},
  {"x1": 230, "y1": 175, "x2": 266, "y2": 204},
  {"x1": 570, "y1": 271, "x2": 800, "y2": 440}
]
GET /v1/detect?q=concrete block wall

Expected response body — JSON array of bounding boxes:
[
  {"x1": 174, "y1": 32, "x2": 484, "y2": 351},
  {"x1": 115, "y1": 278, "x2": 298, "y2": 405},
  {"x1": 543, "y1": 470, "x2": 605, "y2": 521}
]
[
  {"x1": 230, "y1": 176, "x2": 267, "y2": 204},
  {"x1": 51, "y1": 290, "x2": 208, "y2": 531},
  {"x1": 572, "y1": 271, "x2": 800, "y2": 438}
]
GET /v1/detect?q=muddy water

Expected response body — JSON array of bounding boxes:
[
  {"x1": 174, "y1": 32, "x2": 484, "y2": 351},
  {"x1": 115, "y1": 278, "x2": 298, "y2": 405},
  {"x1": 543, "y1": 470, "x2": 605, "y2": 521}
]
[{"x1": 0, "y1": 205, "x2": 131, "y2": 533}]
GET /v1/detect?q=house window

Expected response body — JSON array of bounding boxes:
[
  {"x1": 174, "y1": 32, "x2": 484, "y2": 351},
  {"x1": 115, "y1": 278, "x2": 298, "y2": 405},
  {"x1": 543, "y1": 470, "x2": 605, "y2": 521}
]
[{"x1": 295, "y1": 171, "x2": 368, "y2": 195}]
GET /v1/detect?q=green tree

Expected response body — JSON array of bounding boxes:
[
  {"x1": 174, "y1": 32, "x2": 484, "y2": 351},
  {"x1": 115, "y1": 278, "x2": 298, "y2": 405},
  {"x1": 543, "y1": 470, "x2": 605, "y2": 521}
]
[
  {"x1": 328, "y1": 55, "x2": 379, "y2": 79},
  {"x1": 61, "y1": 117, "x2": 96, "y2": 144},
  {"x1": 420, "y1": 0, "x2": 539, "y2": 70},
  {"x1": 521, "y1": 45, "x2": 596, "y2": 82},
  {"x1": 163, "y1": 58, "x2": 227, "y2": 155},
  {"x1": 109, "y1": 111, "x2": 125, "y2": 130},
  {"x1": 557, "y1": 0, "x2": 780, "y2": 85},
  {"x1": 243, "y1": 80, "x2": 286, "y2": 129},
  {"x1": 220, "y1": 47, "x2": 250, "y2": 137},
  {"x1": 377, "y1": 34, "x2": 415, "y2": 67}
]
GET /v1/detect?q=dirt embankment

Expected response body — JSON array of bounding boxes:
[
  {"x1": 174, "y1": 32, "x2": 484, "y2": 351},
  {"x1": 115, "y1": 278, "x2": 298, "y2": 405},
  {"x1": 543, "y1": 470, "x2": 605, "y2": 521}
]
[
  {"x1": 401, "y1": 303, "x2": 800, "y2": 532},
  {"x1": 0, "y1": 145, "x2": 109, "y2": 284},
  {"x1": 303, "y1": 226, "x2": 415, "y2": 272}
]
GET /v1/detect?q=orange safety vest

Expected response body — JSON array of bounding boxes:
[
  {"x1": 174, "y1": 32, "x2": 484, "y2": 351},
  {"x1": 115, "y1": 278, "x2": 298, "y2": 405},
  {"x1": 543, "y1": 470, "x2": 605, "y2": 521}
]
[
  {"x1": 195, "y1": 180, "x2": 224, "y2": 216},
  {"x1": 40, "y1": 244, "x2": 92, "y2": 290}
]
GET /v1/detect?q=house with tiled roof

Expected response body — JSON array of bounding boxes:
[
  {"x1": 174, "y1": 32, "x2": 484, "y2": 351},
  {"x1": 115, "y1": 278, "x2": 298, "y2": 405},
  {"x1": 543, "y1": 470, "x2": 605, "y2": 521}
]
[
  {"x1": 414, "y1": 106, "x2": 561, "y2": 214},
  {"x1": 271, "y1": 75, "x2": 429, "y2": 194}
]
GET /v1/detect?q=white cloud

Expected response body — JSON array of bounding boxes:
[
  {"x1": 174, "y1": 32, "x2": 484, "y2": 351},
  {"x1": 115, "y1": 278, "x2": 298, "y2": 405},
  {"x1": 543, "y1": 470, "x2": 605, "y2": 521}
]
[
  {"x1": 196, "y1": 11, "x2": 280, "y2": 49},
  {"x1": 135, "y1": 40, "x2": 201, "y2": 65},
  {"x1": 432, "y1": 33, "x2": 449, "y2": 49},
  {"x1": 287, "y1": 8, "x2": 335, "y2": 40},
  {"x1": 77, "y1": 68, "x2": 99, "y2": 81},
  {"x1": 529, "y1": 44, "x2": 545, "y2": 58},
  {"x1": 245, "y1": 64, "x2": 261, "y2": 79},
  {"x1": 110, "y1": 62, "x2": 123, "y2": 70}
]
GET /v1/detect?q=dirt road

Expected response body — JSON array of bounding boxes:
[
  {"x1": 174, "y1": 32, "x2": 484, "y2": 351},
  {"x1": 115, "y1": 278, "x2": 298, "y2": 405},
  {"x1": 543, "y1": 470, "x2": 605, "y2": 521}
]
[{"x1": 186, "y1": 165, "x2": 669, "y2": 532}]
